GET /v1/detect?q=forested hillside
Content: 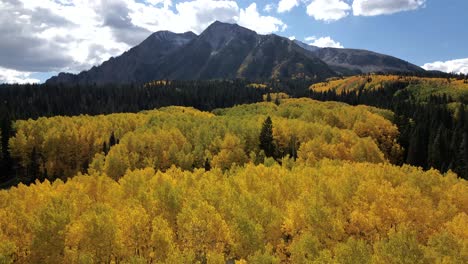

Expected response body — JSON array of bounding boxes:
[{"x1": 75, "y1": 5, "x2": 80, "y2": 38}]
[
  {"x1": 1, "y1": 98, "x2": 467, "y2": 263},
  {"x1": 310, "y1": 74, "x2": 468, "y2": 102},
  {"x1": 6, "y1": 99, "x2": 400, "y2": 184},
  {"x1": 1, "y1": 74, "x2": 468, "y2": 185},
  {"x1": 309, "y1": 74, "x2": 468, "y2": 179},
  {"x1": 0, "y1": 80, "x2": 267, "y2": 184}
]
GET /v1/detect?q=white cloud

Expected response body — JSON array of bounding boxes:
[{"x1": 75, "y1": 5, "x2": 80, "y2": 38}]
[
  {"x1": 422, "y1": 58, "x2": 468, "y2": 74},
  {"x1": 0, "y1": 0, "x2": 286, "y2": 82},
  {"x1": 277, "y1": 0, "x2": 299, "y2": 13},
  {"x1": 288, "y1": 36, "x2": 296, "y2": 40},
  {"x1": 169, "y1": 0, "x2": 240, "y2": 33},
  {"x1": 301, "y1": 0, "x2": 426, "y2": 22},
  {"x1": 305, "y1": 36, "x2": 344, "y2": 48},
  {"x1": 306, "y1": 0, "x2": 351, "y2": 22},
  {"x1": 264, "y1": 3, "x2": 274, "y2": 12},
  {"x1": 238, "y1": 3, "x2": 287, "y2": 34},
  {"x1": 353, "y1": 0, "x2": 426, "y2": 16},
  {"x1": 0, "y1": 67, "x2": 40, "y2": 84}
]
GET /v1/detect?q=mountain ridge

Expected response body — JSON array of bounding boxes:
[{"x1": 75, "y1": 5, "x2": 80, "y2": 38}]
[{"x1": 46, "y1": 21, "x2": 424, "y2": 85}]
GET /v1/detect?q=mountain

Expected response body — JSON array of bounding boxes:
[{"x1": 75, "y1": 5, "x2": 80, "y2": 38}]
[
  {"x1": 154, "y1": 22, "x2": 336, "y2": 80},
  {"x1": 311, "y1": 47, "x2": 424, "y2": 75},
  {"x1": 47, "y1": 31, "x2": 197, "y2": 85},
  {"x1": 47, "y1": 21, "x2": 423, "y2": 85},
  {"x1": 293, "y1": 40, "x2": 423, "y2": 75}
]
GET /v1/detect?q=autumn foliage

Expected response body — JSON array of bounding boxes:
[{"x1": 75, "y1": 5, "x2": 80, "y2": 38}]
[
  {"x1": 1, "y1": 162, "x2": 467, "y2": 263},
  {"x1": 8, "y1": 99, "x2": 401, "y2": 181},
  {"x1": 1, "y1": 99, "x2": 466, "y2": 263}
]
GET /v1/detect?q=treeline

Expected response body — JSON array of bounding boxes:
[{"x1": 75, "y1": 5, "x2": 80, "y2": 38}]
[
  {"x1": 0, "y1": 80, "x2": 267, "y2": 121},
  {"x1": 369, "y1": 70, "x2": 468, "y2": 80},
  {"x1": 310, "y1": 83, "x2": 468, "y2": 179},
  {"x1": 1, "y1": 162, "x2": 466, "y2": 263},
  {"x1": 5, "y1": 99, "x2": 400, "y2": 185}
]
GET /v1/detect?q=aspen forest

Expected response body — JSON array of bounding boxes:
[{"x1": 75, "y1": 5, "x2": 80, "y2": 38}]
[{"x1": 0, "y1": 91, "x2": 467, "y2": 263}]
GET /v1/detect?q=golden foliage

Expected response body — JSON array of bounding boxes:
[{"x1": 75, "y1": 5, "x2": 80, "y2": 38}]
[
  {"x1": 9, "y1": 99, "x2": 402, "y2": 179},
  {"x1": 6, "y1": 99, "x2": 457, "y2": 263},
  {"x1": 310, "y1": 74, "x2": 468, "y2": 100},
  {"x1": 0, "y1": 162, "x2": 466, "y2": 263}
]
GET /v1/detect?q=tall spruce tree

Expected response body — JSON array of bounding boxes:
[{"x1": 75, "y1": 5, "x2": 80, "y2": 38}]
[
  {"x1": 259, "y1": 116, "x2": 275, "y2": 158},
  {"x1": 109, "y1": 132, "x2": 116, "y2": 148}
]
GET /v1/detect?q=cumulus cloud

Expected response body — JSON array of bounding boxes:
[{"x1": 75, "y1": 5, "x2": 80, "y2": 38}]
[
  {"x1": 288, "y1": 36, "x2": 296, "y2": 40},
  {"x1": 306, "y1": 0, "x2": 351, "y2": 22},
  {"x1": 139, "y1": 0, "x2": 286, "y2": 35},
  {"x1": 239, "y1": 3, "x2": 287, "y2": 34},
  {"x1": 301, "y1": 0, "x2": 426, "y2": 22},
  {"x1": 98, "y1": 0, "x2": 152, "y2": 46},
  {"x1": 277, "y1": 0, "x2": 299, "y2": 13},
  {"x1": 353, "y1": 0, "x2": 426, "y2": 16},
  {"x1": 422, "y1": 58, "x2": 468, "y2": 74},
  {"x1": 0, "y1": 0, "x2": 286, "y2": 83},
  {"x1": 171, "y1": 0, "x2": 240, "y2": 33},
  {"x1": 0, "y1": 0, "x2": 134, "y2": 74},
  {"x1": 0, "y1": 67, "x2": 40, "y2": 84},
  {"x1": 0, "y1": 1, "x2": 75, "y2": 72},
  {"x1": 305, "y1": 36, "x2": 344, "y2": 48}
]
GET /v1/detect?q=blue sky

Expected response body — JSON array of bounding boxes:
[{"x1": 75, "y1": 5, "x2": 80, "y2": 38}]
[
  {"x1": 272, "y1": 0, "x2": 467, "y2": 66},
  {"x1": 1, "y1": 0, "x2": 467, "y2": 83}
]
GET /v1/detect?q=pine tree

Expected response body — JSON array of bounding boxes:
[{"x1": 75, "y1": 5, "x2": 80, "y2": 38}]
[
  {"x1": 109, "y1": 132, "x2": 116, "y2": 147},
  {"x1": 406, "y1": 124, "x2": 427, "y2": 168},
  {"x1": 274, "y1": 96, "x2": 280, "y2": 106},
  {"x1": 0, "y1": 117, "x2": 12, "y2": 174},
  {"x1": 204, "y1": 158, "x2": 211, "y2": 171},
  {"x1": 458, "y1": 133, "x2": 468, "y2": 179},
  {"x1": 428, "y1": 126, "x2": 443, "y2": 169},
  {"x1": 103, "y1": 142, "x2": 109, "y2": 155},
  {"x1": 459, "y1": 109, "x2": 468, "y2": 179},
  {"x1": 288, "y1": 135, "x2": 299, "y2": 159},
  {"x1": 259, "y1": 116, "x2": 276, "y2": 158}
]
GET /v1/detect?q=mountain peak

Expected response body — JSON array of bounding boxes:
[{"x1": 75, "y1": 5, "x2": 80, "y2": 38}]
[
  {"x1": 208, "y1": 20, "x2": 236, "y2": 28},
  {"x1": 202, "y1": 21, "x2": 255, "y2": 35},
  {"x1": 200, "y1": 21, "x2": 256, "y2": 51},
  {"x1": 211, "y1": 20, "x2": 225, "y2": 26}
]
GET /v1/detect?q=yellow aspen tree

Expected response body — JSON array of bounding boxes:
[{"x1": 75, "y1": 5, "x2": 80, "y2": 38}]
[
  {"x1": 176, "y1": 200, "x2": 232, "y2": 260},
  {"x1": 212, "y1": 133, "x2": 247, "y2": 170}
]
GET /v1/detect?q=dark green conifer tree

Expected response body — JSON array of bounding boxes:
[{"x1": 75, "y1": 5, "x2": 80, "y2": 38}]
[
  {"x1": 259, "y1": 116, "x2": 276, "y2": 158},
  {"x1": 204, "y1": 158, "x2": 211, "y2": 171},
  {"x1": 109, "y1": 132, "x2": 116, "y2": 147}
]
